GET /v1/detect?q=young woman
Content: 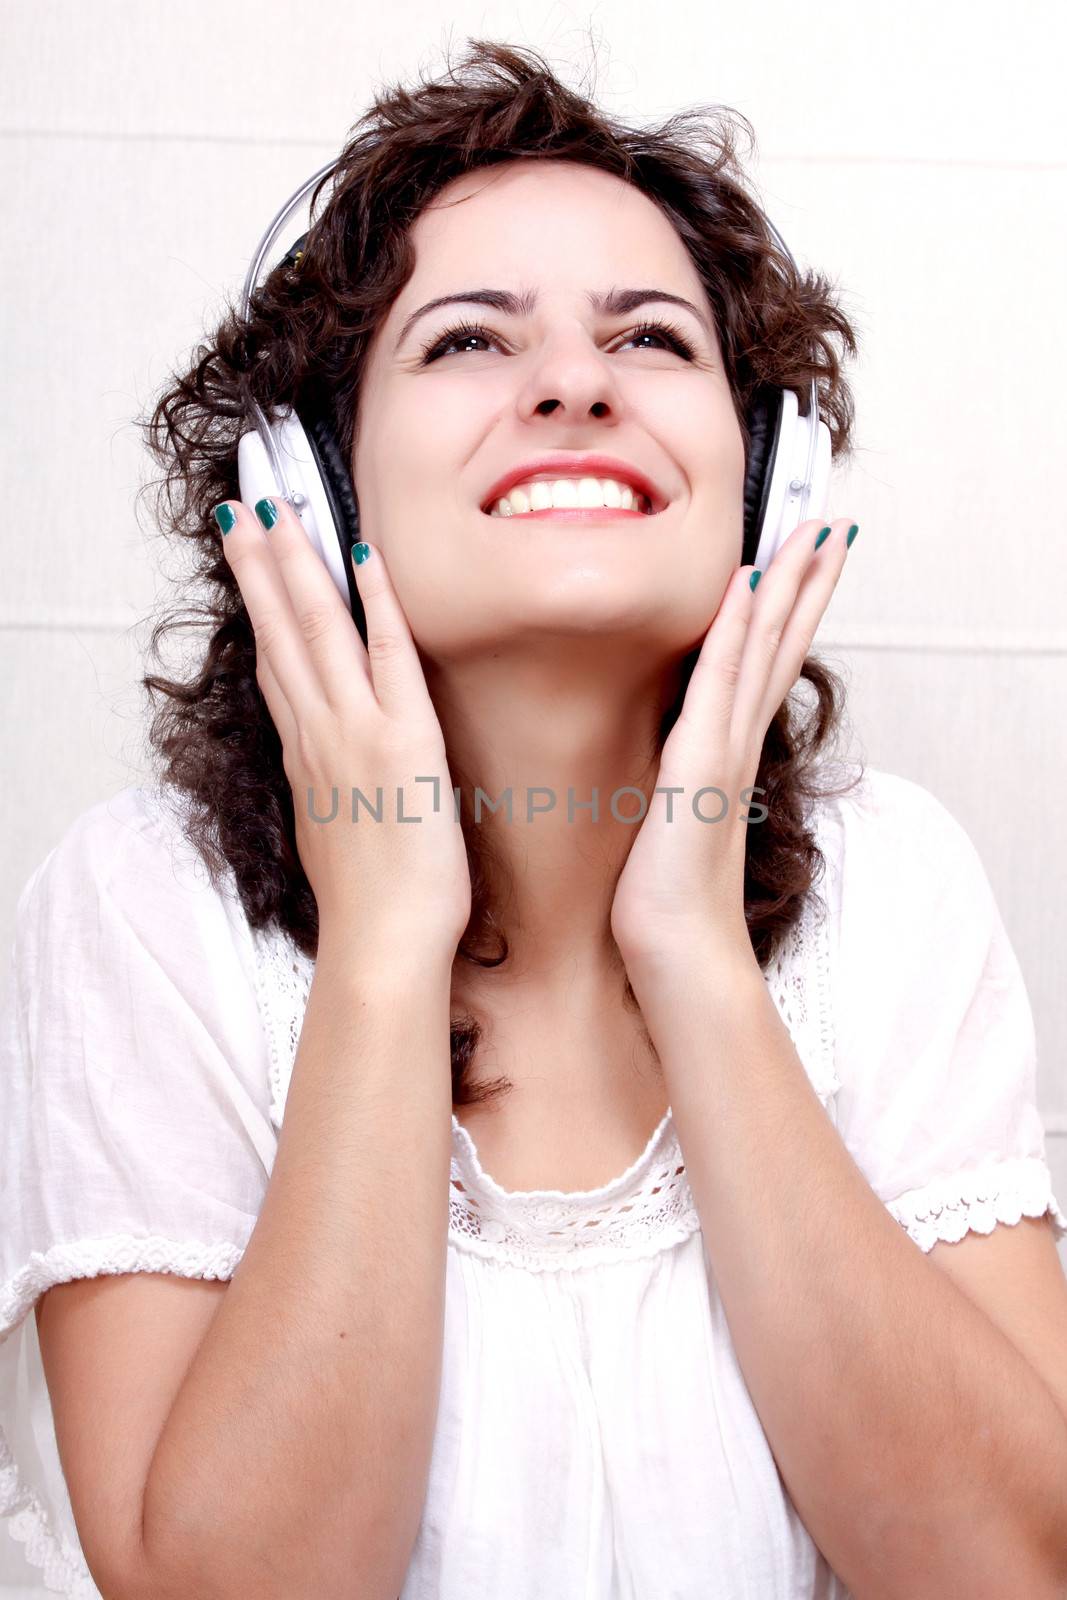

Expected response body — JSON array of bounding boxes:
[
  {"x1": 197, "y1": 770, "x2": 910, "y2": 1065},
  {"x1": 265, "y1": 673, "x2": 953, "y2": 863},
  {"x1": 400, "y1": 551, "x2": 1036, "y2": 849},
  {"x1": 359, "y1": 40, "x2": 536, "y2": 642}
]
[{"x1": 3, "y1": 39, "x2": 1067, "y2": 1600}]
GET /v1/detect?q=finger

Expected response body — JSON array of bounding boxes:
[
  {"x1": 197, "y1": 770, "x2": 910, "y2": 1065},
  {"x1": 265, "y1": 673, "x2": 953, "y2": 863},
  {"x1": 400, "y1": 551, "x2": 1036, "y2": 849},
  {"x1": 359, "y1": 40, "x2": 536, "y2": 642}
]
[
  {"x1": 673, "y1": 563, "x2": 757, "y2": 742},
  {"x1": 251, "y1": 494, "x2": 374, "y2": 715},
  {"x1": 348, "y1": 541, "x2": 436, "y2": 719},
  {"x1": 755, "y1": 517, "x2": 853, "y2": 731},
  {"x1": 217, "y1": 498, "x2": 334, "y2": 726},
  {"x1": 730, "y1": 516, "x2": 830, "y2": 742},
  {"x1": 254, "y1": 647, "x2": 297, "y2": 752}
]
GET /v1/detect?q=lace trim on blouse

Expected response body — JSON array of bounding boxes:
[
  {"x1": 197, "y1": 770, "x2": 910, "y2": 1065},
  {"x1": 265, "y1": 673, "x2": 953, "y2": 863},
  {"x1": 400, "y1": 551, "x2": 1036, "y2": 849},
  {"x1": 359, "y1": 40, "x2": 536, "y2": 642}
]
[
  {"x1": 448, "y1": 1107, "x2": 698, "y2": 1273},
  {"x1": 248, "y1": 878, "x2": 841, "y2": 1271},
  {"x1": 885, "y1": 1156, "x2": 1067, "y2": 1252}
]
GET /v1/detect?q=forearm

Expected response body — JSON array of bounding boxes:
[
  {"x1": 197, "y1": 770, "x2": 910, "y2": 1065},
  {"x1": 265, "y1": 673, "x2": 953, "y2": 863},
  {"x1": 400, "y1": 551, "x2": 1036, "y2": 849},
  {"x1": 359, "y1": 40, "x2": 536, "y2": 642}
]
[
  {"x1": 632, "y1": 946, "x2": 1067, "y2": 1600},
  {"x1": 141, "y1": 931, "x2": 454, "y2": 1600}
]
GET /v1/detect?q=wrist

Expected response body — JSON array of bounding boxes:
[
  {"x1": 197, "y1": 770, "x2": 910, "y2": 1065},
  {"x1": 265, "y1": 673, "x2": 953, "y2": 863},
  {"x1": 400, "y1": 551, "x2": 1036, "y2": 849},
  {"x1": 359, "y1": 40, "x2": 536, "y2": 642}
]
[
  {"x1": 314, "y1": 921, "x2": 458, "y2": 989},
  {"x1": 618, "y1": 918, "x2": 760, "y2": 990}
]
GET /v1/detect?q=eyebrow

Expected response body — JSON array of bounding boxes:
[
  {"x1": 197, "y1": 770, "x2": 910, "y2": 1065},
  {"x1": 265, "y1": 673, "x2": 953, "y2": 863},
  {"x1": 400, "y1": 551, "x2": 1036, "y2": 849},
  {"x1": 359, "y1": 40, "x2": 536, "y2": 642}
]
[{"x1": 393, "y1": 286, "x2": 713, "y2": 351}]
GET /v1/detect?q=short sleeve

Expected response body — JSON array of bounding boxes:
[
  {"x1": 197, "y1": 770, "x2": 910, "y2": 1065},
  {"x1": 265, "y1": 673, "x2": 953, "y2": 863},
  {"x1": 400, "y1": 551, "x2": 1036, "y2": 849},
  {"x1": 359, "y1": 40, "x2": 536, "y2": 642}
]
[
  {"x1": 0, "y1": 784, "x2": 277, "y2": 1594},
  {"x1": 820, "y1": 767, "x2": 1066, "y2": 1254}
]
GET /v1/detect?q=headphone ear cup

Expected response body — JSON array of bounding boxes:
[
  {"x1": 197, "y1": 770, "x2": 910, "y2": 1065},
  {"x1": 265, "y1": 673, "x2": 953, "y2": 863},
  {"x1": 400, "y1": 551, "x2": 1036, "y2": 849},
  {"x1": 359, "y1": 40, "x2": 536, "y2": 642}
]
[
  {"x1": 299, "y1": 409, "x2": 368, "y2": 647},
  {"x1": 743, "y1": 386, "x2": 832, "y2": 573},
  {"x1": 236, "y1": 407, "x2": 369, "y2": 646},
  {"x1": 742, "y1": 385, "x2": 783, "y2": 570}
]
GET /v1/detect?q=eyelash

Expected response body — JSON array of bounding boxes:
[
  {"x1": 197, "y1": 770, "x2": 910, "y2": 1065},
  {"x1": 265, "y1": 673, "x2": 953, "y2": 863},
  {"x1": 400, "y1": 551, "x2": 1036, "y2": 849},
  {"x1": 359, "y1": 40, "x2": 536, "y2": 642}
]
[{"x1": 417, "y1": 316, "x2": 698, "y2": 364}]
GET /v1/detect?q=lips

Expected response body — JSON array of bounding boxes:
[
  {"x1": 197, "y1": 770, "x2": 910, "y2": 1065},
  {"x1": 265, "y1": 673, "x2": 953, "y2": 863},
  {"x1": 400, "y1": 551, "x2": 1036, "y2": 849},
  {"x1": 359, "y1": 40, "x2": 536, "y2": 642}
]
[{"x1": 479, "y1": 452, "x2": 669, "y2": 516}]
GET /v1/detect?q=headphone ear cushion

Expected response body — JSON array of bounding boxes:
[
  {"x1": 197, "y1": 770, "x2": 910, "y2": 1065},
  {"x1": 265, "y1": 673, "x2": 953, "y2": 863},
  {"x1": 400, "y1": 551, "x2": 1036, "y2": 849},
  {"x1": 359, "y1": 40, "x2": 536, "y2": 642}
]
[
  {"x1": 301, "y1": 408, "x2": 361, "y2": 550},
  {"x1": 742, "y1": 385, "x2": 783, "y2": 569},
  {"x1": 299, "y1": 407, "x2": 368, "y2": 643}
]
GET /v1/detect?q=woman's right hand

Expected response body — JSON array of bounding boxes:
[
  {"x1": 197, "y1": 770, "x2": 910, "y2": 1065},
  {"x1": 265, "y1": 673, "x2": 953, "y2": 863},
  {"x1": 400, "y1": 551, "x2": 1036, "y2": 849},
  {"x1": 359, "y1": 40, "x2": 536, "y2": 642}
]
[{"x1": 216, "y1": 494, "x2": 472, "y2": 958}]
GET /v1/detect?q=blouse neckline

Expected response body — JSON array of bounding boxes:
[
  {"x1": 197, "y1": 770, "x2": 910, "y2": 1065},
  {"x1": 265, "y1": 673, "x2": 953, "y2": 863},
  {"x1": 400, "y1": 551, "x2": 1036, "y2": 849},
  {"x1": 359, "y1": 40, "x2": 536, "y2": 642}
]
[
  {"x1": 447, "y1": 1101, "x2": 698, "y2": 1270},
  {"x1": 449, "y1": 1103, "x2": 676, "y2": 1203}
]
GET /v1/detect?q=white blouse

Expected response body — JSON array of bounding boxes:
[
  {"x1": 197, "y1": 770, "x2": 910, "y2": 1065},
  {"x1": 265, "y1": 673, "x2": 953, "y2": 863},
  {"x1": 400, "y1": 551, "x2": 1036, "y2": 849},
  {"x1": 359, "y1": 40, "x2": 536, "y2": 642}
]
[{"x1": 1, "y1": 765, "x2": 1063, "y2": 1599}]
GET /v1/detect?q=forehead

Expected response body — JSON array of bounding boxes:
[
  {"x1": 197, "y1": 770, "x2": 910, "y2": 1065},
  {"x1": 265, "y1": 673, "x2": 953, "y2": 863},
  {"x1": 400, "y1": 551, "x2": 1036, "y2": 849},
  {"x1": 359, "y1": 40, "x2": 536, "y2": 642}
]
[{"x1": 402, "y1": 160, "x2": 703, "y2": 293}]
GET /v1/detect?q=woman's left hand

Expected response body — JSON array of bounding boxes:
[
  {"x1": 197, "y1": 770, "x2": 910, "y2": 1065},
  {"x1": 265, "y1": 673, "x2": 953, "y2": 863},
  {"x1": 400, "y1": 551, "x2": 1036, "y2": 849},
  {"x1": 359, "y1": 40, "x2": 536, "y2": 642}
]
[{"x1": 609, "y1": 515, "x2": 857, "y2": 974}]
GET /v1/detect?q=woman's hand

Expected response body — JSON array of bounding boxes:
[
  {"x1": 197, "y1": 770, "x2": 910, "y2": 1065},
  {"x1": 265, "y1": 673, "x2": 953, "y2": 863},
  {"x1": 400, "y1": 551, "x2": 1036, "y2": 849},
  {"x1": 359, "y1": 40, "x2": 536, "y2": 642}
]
[
  {"x1": 217, "y1": 496, "x2": 472, "y2": 957},
  {"x1": 609, "y1": 515, "x2": 857, "y2": 974}
]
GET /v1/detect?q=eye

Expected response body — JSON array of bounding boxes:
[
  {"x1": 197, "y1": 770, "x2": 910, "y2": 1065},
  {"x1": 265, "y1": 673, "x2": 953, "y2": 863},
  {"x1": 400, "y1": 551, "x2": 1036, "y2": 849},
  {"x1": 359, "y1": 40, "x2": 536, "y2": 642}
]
[
  {"x1": 418, "y1": 321, "x2": 501, "y2": 363},
  {"x1": 617, "y1": 319, "x2": 697, "y2": 360}
]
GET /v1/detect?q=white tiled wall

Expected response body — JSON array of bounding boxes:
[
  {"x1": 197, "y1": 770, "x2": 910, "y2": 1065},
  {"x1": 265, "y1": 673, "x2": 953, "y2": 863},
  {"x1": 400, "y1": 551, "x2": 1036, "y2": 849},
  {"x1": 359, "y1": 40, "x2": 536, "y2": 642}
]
[{"x1": 2, "y1": 3, "x2": 1065, "y2": 1590}]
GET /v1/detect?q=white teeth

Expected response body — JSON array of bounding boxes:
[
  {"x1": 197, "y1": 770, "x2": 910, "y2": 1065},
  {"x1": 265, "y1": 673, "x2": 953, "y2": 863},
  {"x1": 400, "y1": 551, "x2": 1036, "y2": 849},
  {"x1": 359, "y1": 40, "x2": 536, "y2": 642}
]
[
  {"x1": 550, "y1": 479, "x2": 580, "y2": 508},
  {"x1": 488, "y1": 475, "x2": 654, "y2": 516}
]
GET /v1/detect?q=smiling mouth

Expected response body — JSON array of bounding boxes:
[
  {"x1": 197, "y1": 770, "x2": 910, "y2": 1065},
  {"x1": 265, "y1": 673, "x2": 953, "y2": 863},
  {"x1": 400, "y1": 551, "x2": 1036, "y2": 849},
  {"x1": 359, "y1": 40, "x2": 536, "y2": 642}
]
[{"x1": 487, "y1": 504, "x2": 657, "y2": 519}]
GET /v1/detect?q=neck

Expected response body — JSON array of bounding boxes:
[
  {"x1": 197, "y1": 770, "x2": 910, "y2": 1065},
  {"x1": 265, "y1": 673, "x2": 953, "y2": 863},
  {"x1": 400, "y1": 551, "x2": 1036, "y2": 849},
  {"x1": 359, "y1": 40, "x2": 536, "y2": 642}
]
[{"x1": 426, "y1": 638, "x2": 681, "y2": 985}]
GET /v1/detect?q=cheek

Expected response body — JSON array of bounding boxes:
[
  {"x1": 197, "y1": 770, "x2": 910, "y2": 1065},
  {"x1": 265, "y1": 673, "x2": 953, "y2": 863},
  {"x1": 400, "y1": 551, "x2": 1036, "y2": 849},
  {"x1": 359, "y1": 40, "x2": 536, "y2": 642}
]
[
  {"x1": 376, "y1": 388, "x2": 484, "y2": 499},
  {"x1": 646, "y1": 382, "x2": 746, "y2": 492},
  {"x1": 698, "y1": 399, "x2": 747, "y2": 490}
]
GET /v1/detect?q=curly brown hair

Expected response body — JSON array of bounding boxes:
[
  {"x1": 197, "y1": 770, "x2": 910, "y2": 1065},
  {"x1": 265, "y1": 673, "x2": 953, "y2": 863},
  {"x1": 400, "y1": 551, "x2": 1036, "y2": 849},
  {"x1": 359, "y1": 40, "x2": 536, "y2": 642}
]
[{"x1": 138, "y1": 37, "x2": 864, "y2": 1109}]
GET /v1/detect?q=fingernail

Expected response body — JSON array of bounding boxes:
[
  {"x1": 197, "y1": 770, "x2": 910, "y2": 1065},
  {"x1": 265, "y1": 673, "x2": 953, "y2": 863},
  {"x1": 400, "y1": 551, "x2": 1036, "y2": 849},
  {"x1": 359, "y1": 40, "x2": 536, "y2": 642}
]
[
  {"x1": 749, "y1": 569, "x2": 762, "y2": 591},
  {"x1": 255, "y1": 497, "x2": 279, "y2": 530},
  {"x1": 846, "y1": 523, "x2": 860, "y2": 548},
  {"x1": 213, "y1": 503, "x2": 238, "y2": 536},
  {"x1": 814, "y1": 525, "x2": 832, "y2": 551},
  {"x1": 351, "y1": 542, "x2": 372, "y2": 565}
]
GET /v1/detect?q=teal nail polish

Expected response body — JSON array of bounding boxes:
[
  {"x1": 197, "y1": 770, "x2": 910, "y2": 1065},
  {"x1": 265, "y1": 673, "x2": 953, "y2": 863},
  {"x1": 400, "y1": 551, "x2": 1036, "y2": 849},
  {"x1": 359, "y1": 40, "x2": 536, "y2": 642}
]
[
  {"x1": 213, "y1": 503, "x2": 237, "y2": 536},
  {"x1": 814, "y1": 525, "x2": 832, "y2": 551},
  {"x1": 749, "y1": 569, "x2": 762, "y2": 591},
  {"x1": 351, "y1": 542, "x2": 371, "y2": 565},
  {"x1": 846, "y1": 523, "x2": 860, "y2": 548},
  {"x1": 255, "y1": 497, "x2": 278, "y2": 530}
]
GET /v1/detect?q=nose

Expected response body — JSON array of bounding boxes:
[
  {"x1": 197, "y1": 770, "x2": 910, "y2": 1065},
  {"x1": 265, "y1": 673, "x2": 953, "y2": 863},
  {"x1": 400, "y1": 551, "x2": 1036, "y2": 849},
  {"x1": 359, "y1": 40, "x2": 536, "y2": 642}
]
[{"x1": 515, "y1": 328, "x2": 624, "y2": 426}]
